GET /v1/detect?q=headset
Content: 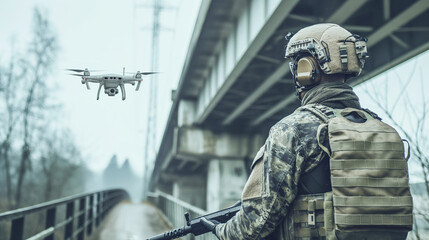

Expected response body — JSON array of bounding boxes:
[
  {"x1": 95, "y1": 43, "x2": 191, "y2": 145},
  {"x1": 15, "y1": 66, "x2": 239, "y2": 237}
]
[
  {"x1": 289, "y1": 55, "x2": 322, "y2": 91},
  {"x1": 289, "y1": 55, "x2": 322, "y2": 99}
]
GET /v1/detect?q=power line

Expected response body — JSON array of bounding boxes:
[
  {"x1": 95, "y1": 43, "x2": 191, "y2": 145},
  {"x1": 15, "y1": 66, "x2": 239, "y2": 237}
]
[{"x1": 136, "y1": 0, "x2": 176, "y2": 200}]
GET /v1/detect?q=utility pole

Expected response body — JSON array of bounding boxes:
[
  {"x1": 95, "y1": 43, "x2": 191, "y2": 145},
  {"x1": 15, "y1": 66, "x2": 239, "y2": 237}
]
[{"x1": 136, "y1": 0, "x2": 175, "y2": 200}]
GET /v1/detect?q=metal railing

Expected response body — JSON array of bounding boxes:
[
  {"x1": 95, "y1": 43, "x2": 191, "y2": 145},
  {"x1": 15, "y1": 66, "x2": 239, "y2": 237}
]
[
  {"x1": 0, "y1": 189, "x2": 129, "y2": 240},
  {"x1": 148, "y1": 191, "x2": 217, "y2": 240}
]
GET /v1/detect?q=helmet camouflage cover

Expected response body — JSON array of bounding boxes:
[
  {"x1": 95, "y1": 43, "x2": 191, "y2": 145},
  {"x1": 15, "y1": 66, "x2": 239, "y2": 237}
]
[{"x1": 285, "y1": 23, "x2": 368, "y2": 77}]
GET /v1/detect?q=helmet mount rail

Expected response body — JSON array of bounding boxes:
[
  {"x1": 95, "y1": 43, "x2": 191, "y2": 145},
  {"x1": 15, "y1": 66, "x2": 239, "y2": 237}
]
[{"x1": 285, "y1": 37, "x2": 332, "y2": 73}]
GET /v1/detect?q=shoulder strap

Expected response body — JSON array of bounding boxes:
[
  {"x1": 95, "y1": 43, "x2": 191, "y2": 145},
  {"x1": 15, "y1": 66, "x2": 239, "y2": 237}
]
[
  {"x1": 362, "y1": 108, "x2": 382, "y2": 120},
  {"x1": 298, "y1": 104, "x2": 337, "y2": 157},
  {"x1": 297, "y1": 104, "x2": 336, "y2": 123}
]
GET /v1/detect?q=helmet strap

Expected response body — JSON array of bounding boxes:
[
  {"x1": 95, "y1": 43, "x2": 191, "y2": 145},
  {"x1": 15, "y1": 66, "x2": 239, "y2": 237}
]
[
  {"x1": 295, "y1": 81, "x2": 318, "y2": 100},
  {"x1": 339, "y1": 44, "x2": 349, "y2": 72}
]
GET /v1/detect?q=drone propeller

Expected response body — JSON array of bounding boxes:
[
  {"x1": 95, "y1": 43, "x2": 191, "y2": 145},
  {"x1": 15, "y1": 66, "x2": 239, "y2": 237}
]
[
  {"x1": 66, "y1": 68, "x2": 85, "y2": 73},
  {"x1": 126, "y1": 71, "x2": 160, "y2": 75},
  {"x1": 141, "y1": 71, "x2": 159, "y2": 75},
  {"x1": 65, "y1": 68, "x2": 103, "y2": 72},
  {"x1": 68, "y1": 72, "x2": 90, "y2": 89}
]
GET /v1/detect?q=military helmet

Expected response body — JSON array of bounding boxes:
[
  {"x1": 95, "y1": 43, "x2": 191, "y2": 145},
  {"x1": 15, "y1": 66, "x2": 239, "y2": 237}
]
[{"x1": 285, "y1": 23, "x2": 368, "y2": 78}]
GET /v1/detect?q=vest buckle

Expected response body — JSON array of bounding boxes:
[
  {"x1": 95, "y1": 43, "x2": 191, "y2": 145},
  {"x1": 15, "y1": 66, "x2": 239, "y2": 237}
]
[{"x1": 308, "y1": 199, "x2": 316, "y2": 227}]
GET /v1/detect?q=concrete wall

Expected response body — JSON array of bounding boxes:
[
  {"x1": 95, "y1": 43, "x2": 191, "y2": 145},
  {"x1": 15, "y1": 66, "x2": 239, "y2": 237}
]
[
  {"x1": 172, "y1": 174, "x2": 207, "y2": 209},
  {"x1": 206, "y1": 159, "x2": 247, "y2": 212}
]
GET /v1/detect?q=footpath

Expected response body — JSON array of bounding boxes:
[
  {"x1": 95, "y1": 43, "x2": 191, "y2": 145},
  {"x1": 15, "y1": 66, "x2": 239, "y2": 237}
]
[{"x1": 94, "y1": 202, "x2": 170, "y2": 240}]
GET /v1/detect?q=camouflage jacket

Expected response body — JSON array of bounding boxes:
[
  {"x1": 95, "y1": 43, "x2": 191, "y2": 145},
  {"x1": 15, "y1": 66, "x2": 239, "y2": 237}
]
[{"x1": 215, "y1": 106, "x2": 329, "y2": 240}]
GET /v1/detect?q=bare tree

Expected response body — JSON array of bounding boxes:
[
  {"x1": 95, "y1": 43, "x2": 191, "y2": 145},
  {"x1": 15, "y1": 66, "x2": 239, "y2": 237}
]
[
  {"x1": 0, "y1": 55, "x2": 26, "y2": 207},
  {"x1": 0, "y1": 7, "x2": 90, "y2": 212},
  {"x1": 15, "y1": 7, "x2": 58, "y2": 207},
  {"x1": 39, "y1": 129, "x2": 84, "y2": 201},
  {"x1": 362, "y1": 61, "x2": 428, "y2": 239}
]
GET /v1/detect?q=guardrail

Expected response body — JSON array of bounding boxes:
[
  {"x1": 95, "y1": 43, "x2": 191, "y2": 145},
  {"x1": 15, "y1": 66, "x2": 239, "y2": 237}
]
[
  {"x1": 0, "y1": 189, "x2": 129, "y2": 240},
  {"x1": 148, "y1": 191, "x2": 216, "y2": 240}
]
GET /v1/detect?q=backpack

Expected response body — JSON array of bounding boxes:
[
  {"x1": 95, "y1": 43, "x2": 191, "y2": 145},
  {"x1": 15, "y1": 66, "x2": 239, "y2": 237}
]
[{"x1": 289, "y1": 104, "x2": 413, "y2": 240}]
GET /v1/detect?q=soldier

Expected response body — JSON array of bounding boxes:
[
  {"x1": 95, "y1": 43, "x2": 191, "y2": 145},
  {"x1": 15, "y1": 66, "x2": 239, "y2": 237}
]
[{"x1": 201, "y1": 23, "x2": 413, "y2": 240}]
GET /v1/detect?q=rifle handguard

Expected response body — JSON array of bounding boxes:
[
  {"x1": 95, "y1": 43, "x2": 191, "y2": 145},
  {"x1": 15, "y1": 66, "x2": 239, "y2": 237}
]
[
  {"x1": 146, "y1": 201, "x2": 241, "y2": 240},
  {"x1": 200, "y1": 217, "x2": 220, "y2": 234}
]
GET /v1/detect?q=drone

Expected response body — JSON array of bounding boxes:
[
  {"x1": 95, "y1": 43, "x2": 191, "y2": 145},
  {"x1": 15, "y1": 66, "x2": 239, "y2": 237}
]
[{"x1": 67, "y1": 68, "x2": 158, "y2": 100}]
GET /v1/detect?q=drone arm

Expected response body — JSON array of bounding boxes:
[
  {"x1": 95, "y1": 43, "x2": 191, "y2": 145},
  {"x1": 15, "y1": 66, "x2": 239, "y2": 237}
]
[
  {"x1": 86, "y1": 78, "x2": 102, "y2": 83},
  {"x1": 120, "y1": 84, "x2": 126, "y2": 101},
  {"x1": 97, "y1": 82, "x2": 104, "y2": 100},
  {"x1": 123, "y1": 79, "x2": 137, "y2": 83}
]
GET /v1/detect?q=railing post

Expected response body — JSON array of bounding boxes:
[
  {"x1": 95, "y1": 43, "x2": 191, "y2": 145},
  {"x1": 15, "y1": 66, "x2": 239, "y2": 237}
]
[
  {"x1": 77, "y1": 197, "x2": 86, "y2": 240},
  {"x1": 87, "y1": 195, "x2": 94, "y2": 235},
  {"x1": 65, "y1": 201, "x2": 74, "y2": 240},
  {"x1": 96, "y1": 193, "x2": 101, "y2": 227},
  {"x1": 104, "y1": 192, "x2": 108, "y2": 219},
  {"x1": 10, "y1": 217, "x2": 24, "y2": 240},
  {"x1": 101, "y1": 192, "x2": 106, "y2": 220},
  {"x1": 44, "y1": 207, "x2": 56, "y2": 240}
]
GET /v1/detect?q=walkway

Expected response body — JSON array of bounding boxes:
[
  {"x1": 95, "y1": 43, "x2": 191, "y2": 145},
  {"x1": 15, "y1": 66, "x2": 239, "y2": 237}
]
[{"x1": 95, "y1": 202, "x2": 170, "y2": 240}]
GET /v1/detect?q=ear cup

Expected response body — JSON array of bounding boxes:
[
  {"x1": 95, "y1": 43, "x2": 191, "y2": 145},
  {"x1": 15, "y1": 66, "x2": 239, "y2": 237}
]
[{"x1": 296, "y1": 57, "x2": 321, "y2": 86}]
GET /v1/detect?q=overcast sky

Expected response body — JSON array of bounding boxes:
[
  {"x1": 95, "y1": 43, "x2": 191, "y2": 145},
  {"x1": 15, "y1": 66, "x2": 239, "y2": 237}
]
[{"x1": 0, "y1": 0, "x2": 201, "y2": 176}]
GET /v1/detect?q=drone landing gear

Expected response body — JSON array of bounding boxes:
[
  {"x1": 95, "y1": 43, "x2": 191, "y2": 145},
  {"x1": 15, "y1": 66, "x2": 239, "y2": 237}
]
[
  {"x1": 136, "y1": 80, "x2": 143, "y2": 91},
  {"x1": 120, "y1": 84, "x2": 126, "y2": 101},
  {"x1": 97, "y1": 82, "x2": 104, "y2": 100}
]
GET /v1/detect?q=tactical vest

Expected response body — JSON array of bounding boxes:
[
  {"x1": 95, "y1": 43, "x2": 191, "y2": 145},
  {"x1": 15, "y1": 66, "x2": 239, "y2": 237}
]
[{"x1": 281, "y1": 104, "x2": 413, "y2": 240}]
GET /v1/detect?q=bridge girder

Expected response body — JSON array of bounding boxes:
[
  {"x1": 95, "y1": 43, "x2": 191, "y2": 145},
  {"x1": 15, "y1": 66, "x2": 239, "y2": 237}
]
[{"x1": 151, "y1": 0, "x2": 429, "y2": 192}]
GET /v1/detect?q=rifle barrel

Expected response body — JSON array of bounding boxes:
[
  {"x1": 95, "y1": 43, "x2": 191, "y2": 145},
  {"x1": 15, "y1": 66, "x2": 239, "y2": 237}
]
[{"x1": 146, "y1": 226, "x2": 191, "y2": 240}]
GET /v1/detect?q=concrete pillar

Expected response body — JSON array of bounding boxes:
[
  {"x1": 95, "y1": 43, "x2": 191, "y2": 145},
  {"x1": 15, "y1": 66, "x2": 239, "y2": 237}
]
[
  {"x1": 173, "y1": 175, "x2": 207, "y2": 210},
  {"x1": 156, "y1": 181, "x2": 173, "y2": 195},
  {"x1": 178, "y1": 100, "x2": 196, "y2": 127},
  {"x1": 207, "y1": 159, "x2": 247, "y2": 212}
]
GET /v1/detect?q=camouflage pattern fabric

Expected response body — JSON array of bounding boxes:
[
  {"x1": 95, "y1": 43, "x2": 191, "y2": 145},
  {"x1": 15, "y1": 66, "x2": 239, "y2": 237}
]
[{"x1": 215, "y1": 107, "x2": 330, "y2": 240}]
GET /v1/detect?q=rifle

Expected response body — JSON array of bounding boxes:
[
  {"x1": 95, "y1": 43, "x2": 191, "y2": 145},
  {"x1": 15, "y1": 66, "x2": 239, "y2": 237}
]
[{"x1": 147, "y1": 201, "x2": 241, "y2": 240}]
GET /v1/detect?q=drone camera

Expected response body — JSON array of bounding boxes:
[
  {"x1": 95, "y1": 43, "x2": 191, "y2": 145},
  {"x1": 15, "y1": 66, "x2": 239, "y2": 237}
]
[{"x1": 105, "y1": 88, "x2": 118, "y2": 96}]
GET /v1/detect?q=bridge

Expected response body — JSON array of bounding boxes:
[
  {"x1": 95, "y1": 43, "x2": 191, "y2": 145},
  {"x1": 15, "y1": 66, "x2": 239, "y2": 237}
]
[{"x1": 1, "y1": 0, "x2": 429, "y2": 239}]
